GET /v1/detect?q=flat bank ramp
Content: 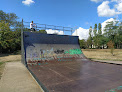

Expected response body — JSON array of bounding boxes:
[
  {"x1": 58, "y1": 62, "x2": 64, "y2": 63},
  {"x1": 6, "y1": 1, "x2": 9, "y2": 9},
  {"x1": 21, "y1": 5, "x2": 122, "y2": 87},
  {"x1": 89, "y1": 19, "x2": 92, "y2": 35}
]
[{"x1": 23, "y1": 32, "x2": 122, "y2": 92}]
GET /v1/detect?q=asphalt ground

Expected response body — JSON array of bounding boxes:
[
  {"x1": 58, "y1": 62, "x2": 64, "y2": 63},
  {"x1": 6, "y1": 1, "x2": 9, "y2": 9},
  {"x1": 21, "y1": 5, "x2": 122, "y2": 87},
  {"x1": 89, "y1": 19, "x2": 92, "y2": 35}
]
[{"x1": 28, "y1": 59, "x2": 122, "y2": 92}]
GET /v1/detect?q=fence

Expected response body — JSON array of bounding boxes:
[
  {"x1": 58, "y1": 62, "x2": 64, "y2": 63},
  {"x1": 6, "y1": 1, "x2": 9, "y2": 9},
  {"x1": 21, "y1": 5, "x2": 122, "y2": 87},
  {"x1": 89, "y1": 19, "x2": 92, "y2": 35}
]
[{"x1": 23, "y1": 20, "x2": 77, "y2": 36}]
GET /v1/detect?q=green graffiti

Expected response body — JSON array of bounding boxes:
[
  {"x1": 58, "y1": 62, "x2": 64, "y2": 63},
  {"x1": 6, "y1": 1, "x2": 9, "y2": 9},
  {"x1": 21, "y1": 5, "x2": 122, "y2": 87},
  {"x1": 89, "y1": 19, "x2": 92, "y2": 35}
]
[
  {"x1": 64, "y1": 49, "x2": 82, "y2": 55},
  {"x1": 105, "y1": 86, "x2": 122, "y2": 92}
]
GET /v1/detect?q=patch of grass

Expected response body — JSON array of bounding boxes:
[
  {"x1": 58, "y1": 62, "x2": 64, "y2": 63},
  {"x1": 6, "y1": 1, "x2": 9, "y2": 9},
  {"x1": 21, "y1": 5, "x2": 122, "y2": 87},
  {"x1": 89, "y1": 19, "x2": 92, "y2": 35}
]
[
  {"x1": 82, "y1": 49, "x2": 122, "y2": 61},
  {"x1": 0, "y1": 55, "x2": 21, "y2": 62},
  {"x1": 0, "y1": 62, "x2": 5, "y2": 79}
]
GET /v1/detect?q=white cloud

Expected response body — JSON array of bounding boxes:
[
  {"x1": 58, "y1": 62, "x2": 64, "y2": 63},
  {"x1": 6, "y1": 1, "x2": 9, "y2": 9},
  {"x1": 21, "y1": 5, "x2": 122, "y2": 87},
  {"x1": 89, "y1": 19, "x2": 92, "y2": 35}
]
[
  {"x1": 91, "y1": 0, "x2": 103, "y2": 3},
  {"x1": 97, "y1": 1, "x2": 121, "y2": 17},
  {"x1": 101, "y1": 18, "x2": 115, "y2": 33},
  {"x1": 46, "y1": 29, "x2": 64, "y2": 35},
  {"x1": 111, "y1": 0, "x2": 122, "y2": 3},
  {"x1": 22, "y1": 0, "x2": 35, "y2": 5},
  {"x1": 116, "y1": 2, "x2": 122, "y2": 12},
  {"x1": 72, "y1": 27, "x2": 89, "y2": 40}
]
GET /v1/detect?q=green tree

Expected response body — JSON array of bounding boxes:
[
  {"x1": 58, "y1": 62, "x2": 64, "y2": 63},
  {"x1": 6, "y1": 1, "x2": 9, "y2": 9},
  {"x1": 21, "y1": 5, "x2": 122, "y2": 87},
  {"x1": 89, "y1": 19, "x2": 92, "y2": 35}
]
[
  {"x1": 0, "y1": 21, "x2": 11, "y2": 52},
  {"x1": 117, "y1": 21, "x2": 122, "y2": 48},
  {"x1": 93, "y1": 24, "x2": 97, "y2": 36},
  {"x1": 0, "y1": 10, "x2": 18, "y2": 27},
  {"x1": 98, "y1": 23, "x2": 102, "y2": 35},
  {"x1": 79, "y1": 39, "x2": 87, "y2": 49},
  {"x1": 39, "y1": 30, "x2": 47, "y2": 34},
  {"x1": 93, "y1": 24, "x2": 98, "y2": 48},
  {"x1": 97, "y1": 23, "x2": 102, "y2": 48},
  {"x1": 0, "y1": 10, "x2": 21, "y2": 53},
  {"x1": 88, "y1": 26, "x2": 93, "y2": 48},
  {"x1": 104, "y1": 19, "x2": 122, "y2": 49},
  {"x1": 107, "y1": 40, "x2": 114, "y2": 56},
  {"x1": 98, "y1": 35, "x2": 109, "y2": 49}
]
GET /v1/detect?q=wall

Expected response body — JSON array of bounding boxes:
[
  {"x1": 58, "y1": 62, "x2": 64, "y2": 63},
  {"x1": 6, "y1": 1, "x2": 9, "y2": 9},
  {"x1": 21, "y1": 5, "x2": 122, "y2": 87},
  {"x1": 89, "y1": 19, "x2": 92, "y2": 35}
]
[{"x1": 23, "y1": 32, "x2": 86, "y2": 65}]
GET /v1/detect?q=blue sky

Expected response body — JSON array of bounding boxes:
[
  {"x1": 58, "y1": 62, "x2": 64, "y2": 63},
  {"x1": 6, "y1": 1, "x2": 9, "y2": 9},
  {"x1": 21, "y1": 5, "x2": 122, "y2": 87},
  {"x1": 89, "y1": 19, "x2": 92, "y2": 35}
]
[{"x1": 0, "y1": 0, "x2": 122, "y2": 39}]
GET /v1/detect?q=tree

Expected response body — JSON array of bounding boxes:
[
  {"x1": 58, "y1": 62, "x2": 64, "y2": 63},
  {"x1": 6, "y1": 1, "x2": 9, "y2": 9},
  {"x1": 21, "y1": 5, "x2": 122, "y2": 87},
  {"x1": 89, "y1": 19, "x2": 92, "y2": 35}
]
[
  {"x1": 0, "y1": 10, "x2": 18, "y2": 27},
  {"x1": 88, "y1": 26, "x2": 93, "y2": 48},
  {"x1": 39, "y1": 30, "x2": 47, "y2": 34},
  {"x1": 0, "y1": 10, "x2": 21, "y2": 53},
  {"x1": 98, "y1": 23, "x2": 102, "y2": 35},
  {"x1": 79, "y1": 39, "x2": 87, "y2": 49},
  {"x1": 107, "y1": 40, "x2": 114, "y2": 56},
  {"x1": 87, "y1": 37, "x2": 93, "y2": 48},
  {"x1": 104, "y1": 19, "x2": 122, "y2": 49},
  {"x1": 93, "y1": 24, "x2": 97, "y2": 36},
  {"x1": 98, "y1": 35, "x2": 109, "y2": 49},
  {"x1": 97, "y1": 23, "x2": 102, "y2": 48},
  {"x1": 117, "y1": 21, "x2": 122, "y2": 48},
  {"x1": 0, "y1": 21, "x2": 11, "y2": 52},
  {"x1": 93, "y1": 24, "x2": 98, "y2": 48}
]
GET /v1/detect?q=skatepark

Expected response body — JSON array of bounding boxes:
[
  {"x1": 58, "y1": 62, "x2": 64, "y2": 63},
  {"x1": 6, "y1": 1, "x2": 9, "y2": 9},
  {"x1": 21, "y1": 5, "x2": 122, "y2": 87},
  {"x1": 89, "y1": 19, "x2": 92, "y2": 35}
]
[
  {"x1": 0, "y1": 22, "x2": 122, "y2": 92},
  {"x1": 21, "y1": 21, "x2": 122, "y2": 92}
]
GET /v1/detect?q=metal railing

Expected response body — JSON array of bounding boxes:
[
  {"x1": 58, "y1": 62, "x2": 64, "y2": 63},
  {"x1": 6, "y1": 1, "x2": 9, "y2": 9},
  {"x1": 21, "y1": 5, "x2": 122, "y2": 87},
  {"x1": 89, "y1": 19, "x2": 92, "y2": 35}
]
[{"x1": 22, "y1": 20, "x2": 76, "y2": 35}]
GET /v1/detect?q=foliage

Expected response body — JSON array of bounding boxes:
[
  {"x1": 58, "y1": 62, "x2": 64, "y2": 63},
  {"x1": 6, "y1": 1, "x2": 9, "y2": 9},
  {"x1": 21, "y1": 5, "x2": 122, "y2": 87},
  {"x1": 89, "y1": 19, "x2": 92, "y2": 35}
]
[
  {"x1": 107, "y1": 40, "x2": 114, "y2": 56},
  {"x1": 86, "y1": 20, "x2": 122, "y2": 49},
  {"x1": 0, "y1": 10, "x2": 19, "y2": 27},
  {"x1": 79, "y1": 39, "x2": 87, "y2": 49},
  {"x1": 88, "y1": 26, "x2": 93, "y2": 48},
  {"x1": 0, "y1": 10, "x2": 21, "y2": 53},
  {"x1": 39, "y1": 30, "x2": 47, "y2": 34},
  {"x1": 93, "y1": 24, "x2": 98, "y2": 47},
  {"x1": 104, "y1": 20, "x2": 122, "y2": 49},
  {"x1": 98, "y1": 23, "x2": 102, "y2": 35}
]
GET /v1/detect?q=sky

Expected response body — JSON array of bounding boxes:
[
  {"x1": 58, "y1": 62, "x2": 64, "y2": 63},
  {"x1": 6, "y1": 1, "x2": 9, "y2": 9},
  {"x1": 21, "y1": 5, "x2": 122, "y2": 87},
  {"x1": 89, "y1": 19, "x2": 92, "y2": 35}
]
[{"x1": 0, "y1": 0, "x2": 122, "y2": 39}]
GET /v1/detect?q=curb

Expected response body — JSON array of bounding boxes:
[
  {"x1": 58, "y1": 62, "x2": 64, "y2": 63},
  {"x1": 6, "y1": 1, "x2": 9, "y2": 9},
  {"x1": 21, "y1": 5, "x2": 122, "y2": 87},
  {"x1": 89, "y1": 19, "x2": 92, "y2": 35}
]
[{"x1": 92, "y1": 60, "x2": 122, "y2": 66}]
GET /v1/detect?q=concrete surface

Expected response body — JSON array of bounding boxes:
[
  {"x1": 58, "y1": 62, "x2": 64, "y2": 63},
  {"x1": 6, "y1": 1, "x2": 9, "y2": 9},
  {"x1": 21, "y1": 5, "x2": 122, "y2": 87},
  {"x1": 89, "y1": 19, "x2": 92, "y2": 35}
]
[
  {"x1": 0, "y1": 61, "x2": 43, "y2": 92},
  {"x1": 93, "y1": 59, "x2": 122, "y2": 65}
]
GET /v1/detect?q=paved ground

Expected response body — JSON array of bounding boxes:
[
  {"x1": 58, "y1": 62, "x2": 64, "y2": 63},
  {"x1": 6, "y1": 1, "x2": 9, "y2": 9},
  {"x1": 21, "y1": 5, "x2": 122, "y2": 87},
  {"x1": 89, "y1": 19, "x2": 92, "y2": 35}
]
[
  {"x1": 28, "y1": 59, "x2": 122, "y2": 92},
  {"x1": 0, "y1": 62, "x2": 43, "y2": 92},
  {"x1": 93, "y1": 59, "x2": 122, "y2": 65}
]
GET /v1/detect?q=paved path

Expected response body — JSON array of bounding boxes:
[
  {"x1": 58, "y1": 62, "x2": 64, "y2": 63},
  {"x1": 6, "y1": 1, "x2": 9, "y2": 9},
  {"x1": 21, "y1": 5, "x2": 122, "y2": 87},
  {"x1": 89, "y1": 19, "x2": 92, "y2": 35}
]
[
  {"x1": 93, "y1": 59, "x2": 122, "y2": 65},
  {"x1": 0, "y1": 62, "x2": 43, "y2": 92}
]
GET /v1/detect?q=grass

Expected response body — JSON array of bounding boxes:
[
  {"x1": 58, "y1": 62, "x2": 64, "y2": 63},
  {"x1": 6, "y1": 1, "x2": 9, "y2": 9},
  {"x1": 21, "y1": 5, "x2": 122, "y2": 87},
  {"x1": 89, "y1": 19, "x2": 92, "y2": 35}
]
[
  {"x1": 0, "y1": 62, "x2": 5, "y2": 79},
  {"x1": 82, "y1": 49, "x2": 122, "y2": 61},
  {"x1": 0, "y1": 55, "x2": 21, "y2": 62}
]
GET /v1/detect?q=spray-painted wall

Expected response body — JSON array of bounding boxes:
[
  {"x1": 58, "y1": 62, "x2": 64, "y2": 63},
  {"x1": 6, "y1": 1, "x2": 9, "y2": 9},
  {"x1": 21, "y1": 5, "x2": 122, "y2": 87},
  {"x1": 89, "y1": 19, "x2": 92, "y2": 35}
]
[{"x1": 23, "y1": 32, "x2": 86, "y2": 65}]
